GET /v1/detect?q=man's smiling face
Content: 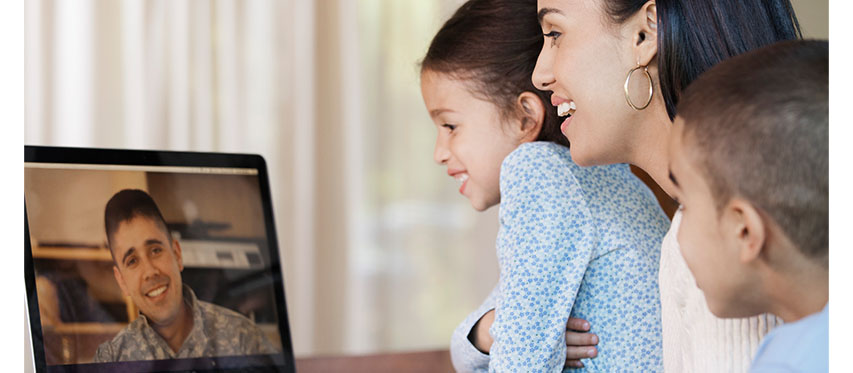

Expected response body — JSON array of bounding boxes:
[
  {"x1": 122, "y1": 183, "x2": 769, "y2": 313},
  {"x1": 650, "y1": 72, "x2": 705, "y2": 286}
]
[{"x1": 111, "y1": 215, "x2": 185, "y2": 326}]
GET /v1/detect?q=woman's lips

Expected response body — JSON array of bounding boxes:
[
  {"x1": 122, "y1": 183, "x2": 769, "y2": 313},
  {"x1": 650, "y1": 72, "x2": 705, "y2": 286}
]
[
  {"x1": 561, "y1": 114, "x2": 573, "y2": 134},
  {"x1": 550, "y1": 95, "x2": 568, "y2": 107}
]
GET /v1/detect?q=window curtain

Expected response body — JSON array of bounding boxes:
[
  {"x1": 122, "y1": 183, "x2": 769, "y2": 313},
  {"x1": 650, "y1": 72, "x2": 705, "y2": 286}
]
[
  {"x1": 26, "y1": 0, "x2": 324, "y2": 356},
  {"x1": 25, "y1": 0, "x2": 496, "y2": 357}
]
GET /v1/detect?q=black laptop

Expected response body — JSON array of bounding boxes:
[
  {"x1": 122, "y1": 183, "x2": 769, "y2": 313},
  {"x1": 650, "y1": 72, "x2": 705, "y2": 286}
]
[{"x1": 24, "y1": 145, "x2": 296, "y2": 372}]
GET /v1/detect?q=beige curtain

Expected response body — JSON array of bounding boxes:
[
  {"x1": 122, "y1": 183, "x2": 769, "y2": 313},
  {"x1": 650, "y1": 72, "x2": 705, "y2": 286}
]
[
  {"x1": 25, "y1": 0, "x2": 497, "y2": 358},
  {"x1": 25, "y1": 0, "x2": 326, "y2": 356}
]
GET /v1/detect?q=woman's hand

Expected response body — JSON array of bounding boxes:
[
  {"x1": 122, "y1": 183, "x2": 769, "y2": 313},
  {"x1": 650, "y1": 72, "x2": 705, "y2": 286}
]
[{"x1": 565, "y1": 318, "x2": 598, "y2": 369}]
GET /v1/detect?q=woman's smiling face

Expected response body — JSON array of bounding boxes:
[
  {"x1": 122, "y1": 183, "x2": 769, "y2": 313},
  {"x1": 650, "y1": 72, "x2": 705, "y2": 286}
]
[
  {"x1": 533, "y1": 0, "x2": 646, "y2": 166},
  {"x1": 421, "y1": 70, "x2": 525, "y2": 211}
]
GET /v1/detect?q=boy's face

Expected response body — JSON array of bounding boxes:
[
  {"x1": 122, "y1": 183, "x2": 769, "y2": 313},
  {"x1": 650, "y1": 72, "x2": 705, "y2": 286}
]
[
  {"x1": 111, "y1": 216, "x2": 186, "y2": 326},
  {"x1": 421, "y1": 70, "x2": 525, "y2": 211},
  {"x1": 667, "y1": 118, "x2": 756, "y2": 318}
]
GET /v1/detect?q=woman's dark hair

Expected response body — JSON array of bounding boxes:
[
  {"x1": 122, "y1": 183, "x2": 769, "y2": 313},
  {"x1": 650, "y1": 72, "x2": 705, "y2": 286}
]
[
  {"x1": 421, "y1": 0, "x2": 569, "y2": 148},
  {"x1": 604, "y1": 0, "x2": 802, "y2": 120}
]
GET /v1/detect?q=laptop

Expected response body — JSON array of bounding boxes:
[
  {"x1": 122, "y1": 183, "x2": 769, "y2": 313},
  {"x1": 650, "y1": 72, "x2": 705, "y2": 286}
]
[{"x1": 24, "y1": 145, "x2": 296, "y2": 372}]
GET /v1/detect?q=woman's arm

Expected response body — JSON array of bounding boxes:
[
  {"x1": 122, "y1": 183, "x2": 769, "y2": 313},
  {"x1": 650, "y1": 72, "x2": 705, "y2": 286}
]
[{"x1": 488, "y1": 144, "x2": 598, "y2": 372}]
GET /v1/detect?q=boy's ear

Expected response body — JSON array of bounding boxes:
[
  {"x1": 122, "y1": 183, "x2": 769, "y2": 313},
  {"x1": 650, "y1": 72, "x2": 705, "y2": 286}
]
[
  {"x1": 628, "y1": 1, "x2": 658, "y2": 67},
  {"x1": 515, "y1": 91, "x2": 545, "y2": 143},
  {"x1": 723, "y1": 198, "x2": 767, "y2": 264}
]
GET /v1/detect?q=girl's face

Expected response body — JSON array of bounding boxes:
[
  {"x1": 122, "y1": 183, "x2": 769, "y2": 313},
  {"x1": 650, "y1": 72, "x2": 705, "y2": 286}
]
[
  {"x1": 420, "y1": 70, "x2": 525, "y2": 211},
  {"x1": 533, "y1": 0, "x2": 645, "y2": 166}
]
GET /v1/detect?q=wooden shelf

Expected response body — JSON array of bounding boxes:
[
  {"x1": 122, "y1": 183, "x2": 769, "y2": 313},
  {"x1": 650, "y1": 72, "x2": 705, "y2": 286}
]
[{"x1": 31, "y1": 247, "x2": 112, "y2": 262}]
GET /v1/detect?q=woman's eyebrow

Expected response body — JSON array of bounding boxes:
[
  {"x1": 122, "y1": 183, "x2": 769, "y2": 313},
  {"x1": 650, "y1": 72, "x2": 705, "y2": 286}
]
[{"x1": 537, "y1": 7, "x2": 563, "y2": 23}]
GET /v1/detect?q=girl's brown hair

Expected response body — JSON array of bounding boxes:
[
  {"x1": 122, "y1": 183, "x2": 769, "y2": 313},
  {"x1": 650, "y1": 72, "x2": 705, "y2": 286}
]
[{"x1": 421, "y1": 0, "x2": 569, "y2": 148}]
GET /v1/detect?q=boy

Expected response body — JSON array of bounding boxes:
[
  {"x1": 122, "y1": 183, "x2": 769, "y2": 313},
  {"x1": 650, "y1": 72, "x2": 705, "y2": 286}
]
[{"x1": 667, "y1": 39, "x2": 828, "y2": 372}]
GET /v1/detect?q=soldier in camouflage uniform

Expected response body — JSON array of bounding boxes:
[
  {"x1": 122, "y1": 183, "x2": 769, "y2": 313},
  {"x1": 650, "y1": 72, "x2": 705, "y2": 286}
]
[{"x1": 93, "y1": 189, "x2": 277, "y2": 362}]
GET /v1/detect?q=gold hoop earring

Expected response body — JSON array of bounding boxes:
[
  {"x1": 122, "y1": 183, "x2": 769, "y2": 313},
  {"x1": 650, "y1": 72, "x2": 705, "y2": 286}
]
[{"x1": 624, "y1": 64, "x2": 653, "y2": 110}]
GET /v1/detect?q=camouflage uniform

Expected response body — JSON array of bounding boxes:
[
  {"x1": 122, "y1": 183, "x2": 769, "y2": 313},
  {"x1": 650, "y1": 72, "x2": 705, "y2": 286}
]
[{"x1": 94, "y1": 285, "x2": 278, "y2": 362}]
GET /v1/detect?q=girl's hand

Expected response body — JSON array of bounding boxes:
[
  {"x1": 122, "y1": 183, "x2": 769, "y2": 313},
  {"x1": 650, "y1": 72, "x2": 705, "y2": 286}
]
[
  {"x1": 565, "y1": 318, "x2": 598, "y2": 369},
  {"x1": 469, "y1": 309, "x2": 495, "y2": 354}
]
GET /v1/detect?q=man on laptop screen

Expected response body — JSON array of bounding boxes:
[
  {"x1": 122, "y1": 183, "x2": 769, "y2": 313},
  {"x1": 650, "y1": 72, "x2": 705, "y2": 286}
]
[{"x1": 94, "y1": 189, "x2": 277, "y2": 362}]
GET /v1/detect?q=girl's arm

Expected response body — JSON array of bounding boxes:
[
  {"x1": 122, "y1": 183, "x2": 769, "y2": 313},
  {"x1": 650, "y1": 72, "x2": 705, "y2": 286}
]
[
  {"x1": 450, "y1": 286, "x2": 497, "y2": 373},
  {"x1": 450, "y1": 279, "x2": 599, "y2": 372},
  {"x1": 469, "y1": 309, "x2": 496, "y2": 353},
  {"x1": 471, "y1": 311, "x2": 600, "y2": 366},
  {"x1": 488, "y1": 144, "x2": 598, "y2": 372}
]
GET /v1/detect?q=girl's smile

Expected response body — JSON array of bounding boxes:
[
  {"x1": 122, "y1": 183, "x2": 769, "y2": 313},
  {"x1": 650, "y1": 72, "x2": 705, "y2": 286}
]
[{"x1": 421, "y1": 70, "x2": 527, "y2": 211}]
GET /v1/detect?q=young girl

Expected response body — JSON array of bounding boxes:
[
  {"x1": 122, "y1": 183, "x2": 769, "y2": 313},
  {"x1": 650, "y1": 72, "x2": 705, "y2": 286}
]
[{"x1": 420, "y1": 0, "x2": 670, "y2": 371}]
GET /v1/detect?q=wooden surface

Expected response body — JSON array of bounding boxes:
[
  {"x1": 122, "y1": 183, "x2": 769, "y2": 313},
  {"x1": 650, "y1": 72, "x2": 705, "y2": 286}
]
[
  {"x1": 295, "y1": 349, "x2": 454, "y2": 373},
  {"x1": 31, "y1": 246, "x2": 113, "y2": 261}
]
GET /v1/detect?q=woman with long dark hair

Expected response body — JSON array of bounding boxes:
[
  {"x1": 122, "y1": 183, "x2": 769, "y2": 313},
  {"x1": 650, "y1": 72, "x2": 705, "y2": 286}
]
[{"x1": 532, "y1": 0, "x2": 801, "y2": 371}]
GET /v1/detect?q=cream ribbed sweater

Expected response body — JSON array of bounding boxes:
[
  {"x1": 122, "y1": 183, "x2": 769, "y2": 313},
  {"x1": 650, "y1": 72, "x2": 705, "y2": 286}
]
[{"x1": 660, "y1": 211, "x2": 783, "y2": 373}]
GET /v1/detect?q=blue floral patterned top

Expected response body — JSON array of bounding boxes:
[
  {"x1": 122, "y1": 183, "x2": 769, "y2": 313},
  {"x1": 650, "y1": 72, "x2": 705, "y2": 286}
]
[{"x1": 449, "y1": 142, "x2": 670, "y2": 372}]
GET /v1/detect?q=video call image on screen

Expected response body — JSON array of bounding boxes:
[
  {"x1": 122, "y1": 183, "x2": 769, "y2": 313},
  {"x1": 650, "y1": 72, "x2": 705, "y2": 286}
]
[{"x1": 25, "y1": 163, "x2": 283, "y2": 368}]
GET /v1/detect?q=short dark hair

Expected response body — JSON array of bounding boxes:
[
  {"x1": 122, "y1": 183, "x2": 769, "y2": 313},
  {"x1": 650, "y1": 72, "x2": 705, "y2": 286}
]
[
  {"x1": 104, "y1": 189, "x2": 171, "y2": 262},
  {"x1": 602, "y1": 0, "x2": 802, "y2": 120},
  {"x1": 677, "y1": 39, "x2": 828, "y2": 264},
  {"x1": 421, "y1": 0, "x2": 569, "y2": 148}
]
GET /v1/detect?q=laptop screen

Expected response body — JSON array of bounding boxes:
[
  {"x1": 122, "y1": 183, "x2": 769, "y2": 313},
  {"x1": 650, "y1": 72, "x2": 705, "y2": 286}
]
[{"x1": 24, "y1": 146, "x2": 295, "y2": 372}]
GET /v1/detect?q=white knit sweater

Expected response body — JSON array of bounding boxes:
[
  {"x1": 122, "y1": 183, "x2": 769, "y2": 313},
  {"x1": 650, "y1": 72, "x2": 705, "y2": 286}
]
[{"x1": 660, "y1": 210, "x2": 783, "y2": 372}]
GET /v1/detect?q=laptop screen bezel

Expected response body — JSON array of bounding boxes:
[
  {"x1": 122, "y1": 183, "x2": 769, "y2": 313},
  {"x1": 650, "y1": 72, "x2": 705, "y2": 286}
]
[{"x1": 24, "y1": 145, "x2": 295, "y2": 373}]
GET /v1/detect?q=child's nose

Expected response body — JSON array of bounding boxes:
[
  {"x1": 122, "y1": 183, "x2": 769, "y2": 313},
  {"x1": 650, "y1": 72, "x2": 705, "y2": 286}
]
[{"x1": 433, "y1": 137, "x2": 450, "y2": 165}]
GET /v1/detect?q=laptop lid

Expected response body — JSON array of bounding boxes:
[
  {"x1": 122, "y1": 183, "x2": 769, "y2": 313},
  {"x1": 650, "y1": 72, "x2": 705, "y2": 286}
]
[{"x1": 24, "y1": 145, "x2": 295, "y2": 372}]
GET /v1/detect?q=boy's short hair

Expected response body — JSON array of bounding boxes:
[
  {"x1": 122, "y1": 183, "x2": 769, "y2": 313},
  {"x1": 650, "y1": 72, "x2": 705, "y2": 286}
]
[
  {"x1": 104, "y1": 189, "x2": 171, "y2": 261},
  {"x1": 677, "y1": 39, "x2": 828, "y2": 265}
]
